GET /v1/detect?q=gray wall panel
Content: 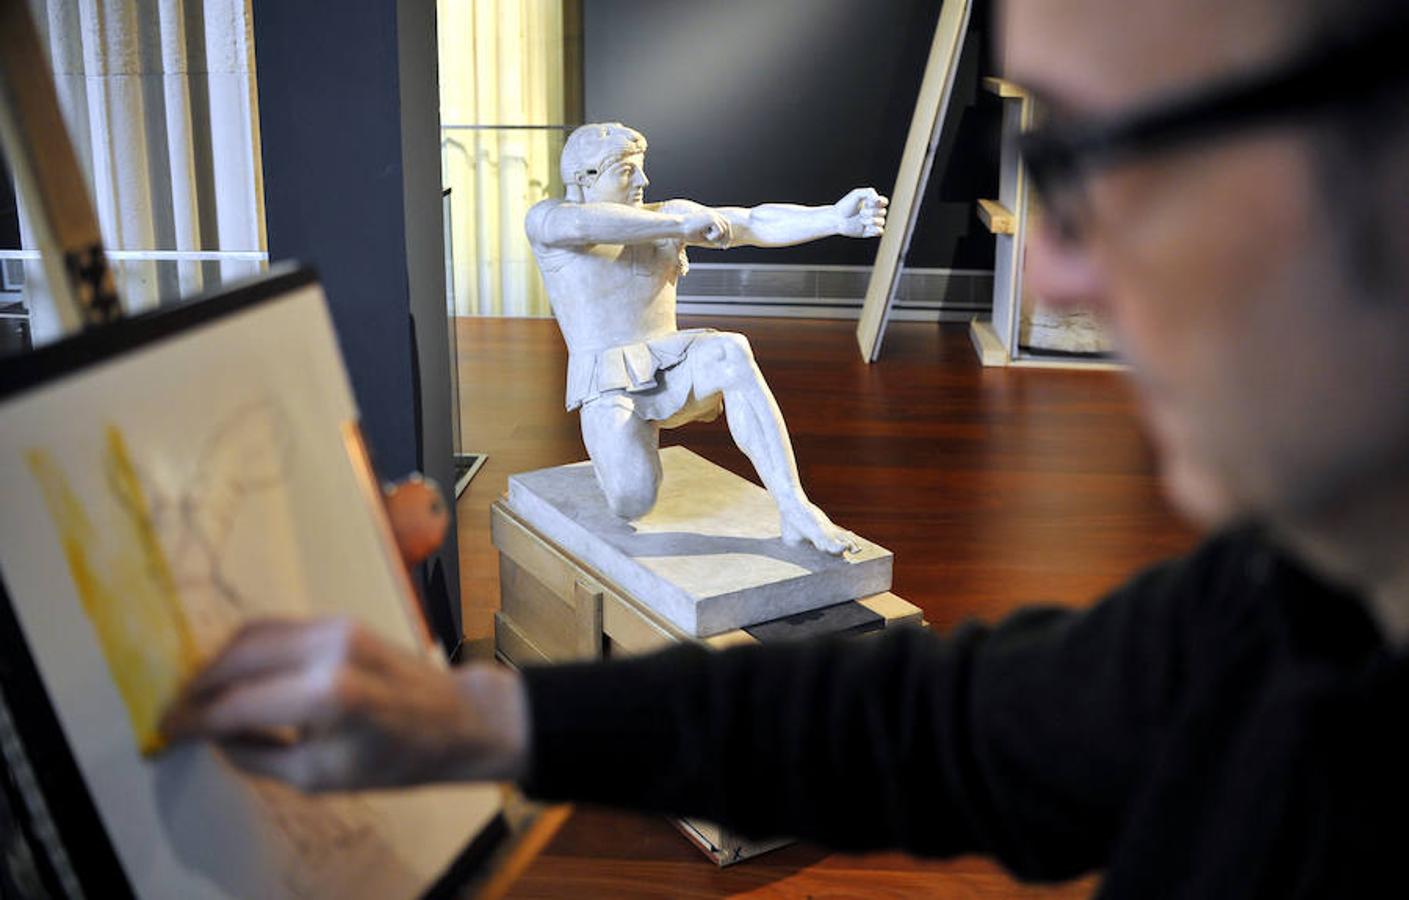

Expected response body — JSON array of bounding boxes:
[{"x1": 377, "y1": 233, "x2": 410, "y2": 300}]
[{"x1": 583, "y1": 0, "x2": 999, "y2": 269}]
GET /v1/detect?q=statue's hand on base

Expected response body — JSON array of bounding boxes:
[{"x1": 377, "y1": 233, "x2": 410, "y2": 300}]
[
  {"x1": 780, "y1": 500, "x2": 862, "y2": 556},
  {"x1": 834, "y1": 187, "x2": 889, "y2": 238}
]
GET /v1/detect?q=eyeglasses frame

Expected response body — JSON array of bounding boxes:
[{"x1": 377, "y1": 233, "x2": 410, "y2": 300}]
[{"x1": 1015, "y1": 15, "x2": 1409, "y2": 241}]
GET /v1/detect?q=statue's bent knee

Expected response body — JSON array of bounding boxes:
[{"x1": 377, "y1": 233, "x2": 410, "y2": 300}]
[
  {"x1": 710, "y1": 332, "x2": 756, "y2": 380},
  {"x1": 600, "y1": 470, "x2": 660, "y2": 519}
]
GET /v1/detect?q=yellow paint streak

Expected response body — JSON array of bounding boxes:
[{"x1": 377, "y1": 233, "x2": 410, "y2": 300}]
[{"x1": 27, "y1": 428, "x2": 199, "y2": 756}]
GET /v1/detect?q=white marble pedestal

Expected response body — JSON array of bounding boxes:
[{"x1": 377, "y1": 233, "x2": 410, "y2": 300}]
[{"x1": 506, "y1": 446, "x2": 893, "y2": 638}]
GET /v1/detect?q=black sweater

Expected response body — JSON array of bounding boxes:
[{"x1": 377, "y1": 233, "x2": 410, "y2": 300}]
[{"x1": 520, "y1": 529, "x2": 1409, "y2": 897}]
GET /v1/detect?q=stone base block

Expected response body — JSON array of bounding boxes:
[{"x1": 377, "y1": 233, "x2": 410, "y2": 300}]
[{"x1": 505, "y1": 446, "x2": 893, "y2": 638}]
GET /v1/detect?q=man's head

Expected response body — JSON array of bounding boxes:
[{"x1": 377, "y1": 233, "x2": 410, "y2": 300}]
[
  {"x1": 561, "y1": 122, "x2": 649, "y2": 205},
  {"x1": 1005, "y1": 0, "x2": 1409, "y2": 543}
]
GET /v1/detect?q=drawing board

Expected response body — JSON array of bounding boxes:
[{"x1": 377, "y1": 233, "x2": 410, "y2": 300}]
[
  {"x1": 856, "y1": 0, "x2": 973, "y2": 361},
  {"x1": 0, "y1": 267, "x2": 503, "y2": 899}
]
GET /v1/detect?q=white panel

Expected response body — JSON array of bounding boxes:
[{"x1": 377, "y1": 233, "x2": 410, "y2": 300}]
[{"x1": 856, "y1": 0, "x2": 973, "y2": 361}]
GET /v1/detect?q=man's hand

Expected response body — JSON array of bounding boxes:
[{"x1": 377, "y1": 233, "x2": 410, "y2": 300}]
[
  {"x1": 160, "y1": 618, "x2": 530, "y2": 792},
  {"x1": 680, "y1": 208, "x2": 732, "y2": 248},
  {"x1": 834, "y1": 187, "x2": 888, "y2": 238}
]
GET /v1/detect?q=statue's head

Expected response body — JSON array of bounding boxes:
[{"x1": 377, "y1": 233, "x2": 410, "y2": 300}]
[{"x1": 560, "y1": 122, "x2": 648, "y2": 205}]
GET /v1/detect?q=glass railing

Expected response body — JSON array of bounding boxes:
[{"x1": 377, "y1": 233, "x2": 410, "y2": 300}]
[{"x1": 440, "y1": 124, "x2": 568, "y2": 317}]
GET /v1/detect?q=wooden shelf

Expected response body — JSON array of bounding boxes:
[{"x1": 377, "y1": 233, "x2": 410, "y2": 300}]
[
  {"x1": 977, "y1": 198, "x2": 1015, "y2": 235},
  {"x1": 982, "y1": 76, "x2": 1027, "y2": 99}
]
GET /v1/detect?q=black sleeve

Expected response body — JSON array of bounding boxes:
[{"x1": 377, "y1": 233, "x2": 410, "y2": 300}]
[{"x1": 519, "y1": 535, "x2": 1245, "y2": 880}]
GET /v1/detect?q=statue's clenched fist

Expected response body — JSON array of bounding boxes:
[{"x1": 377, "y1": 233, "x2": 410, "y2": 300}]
[
  {"x1": 834, "y1": 187, "x2": 888, "y2": 238},
  {"x1": 680, "y1": 208, "x2": 733, "y2": 247}
]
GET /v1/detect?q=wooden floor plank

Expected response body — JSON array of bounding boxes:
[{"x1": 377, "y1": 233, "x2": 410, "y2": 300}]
[{"x1": 453, "y1": 316, "x2": 1197, "y2": 896}]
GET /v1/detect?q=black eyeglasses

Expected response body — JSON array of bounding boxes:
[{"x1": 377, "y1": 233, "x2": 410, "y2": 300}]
[{"x1": 1017, "y1": 14, "x2": 1409, "y2": 243}]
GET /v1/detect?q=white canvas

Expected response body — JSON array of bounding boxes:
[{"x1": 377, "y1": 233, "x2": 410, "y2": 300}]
[{"x1": 0, "y1": 280, "x2": 499, "y2": 899}]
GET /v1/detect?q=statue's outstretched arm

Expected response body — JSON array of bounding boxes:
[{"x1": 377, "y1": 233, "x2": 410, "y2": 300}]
[
  {"x1": 694, "y1": 188, "x2": 888, "y2": 248},
  {"x1": 526, "y1": 200, "x2": 732, "y2": 249}
]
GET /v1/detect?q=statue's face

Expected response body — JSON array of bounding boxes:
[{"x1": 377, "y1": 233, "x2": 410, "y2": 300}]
[{"x1": 583, "y1": 152, "x2": 649, "y2": 207}]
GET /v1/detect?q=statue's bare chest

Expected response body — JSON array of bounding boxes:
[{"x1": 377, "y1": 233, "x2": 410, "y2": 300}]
[{"x1": 577, "y1": 239, "x2": 686, "y2": 293}]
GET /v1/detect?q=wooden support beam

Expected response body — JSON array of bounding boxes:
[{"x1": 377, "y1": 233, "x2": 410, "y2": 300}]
[
  {"x1": 572, "y1": 580, "x2": 603, "y2": 660},
  {"x1": 983, "y1": 76, "x2": 1028, "y2": 99},
  {"x1": 0, "y1": 0, "x2": 119, "y2": 331},
  {"x1": 857, "y1": 592, "x2": 925, "y2": 628},
  {"x1": 977, "y1": 198, "x2": 1015, "y2": 235},
  {"x1": 969, "y1": 318, "x2": 1010, "y2": 367}
]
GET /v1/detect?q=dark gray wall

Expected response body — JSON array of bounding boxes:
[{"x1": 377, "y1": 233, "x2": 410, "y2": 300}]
[
  {"x1": 0, "y1": 150, "x2": 18, "y2": 250},
  {"x1": 397, "y1": 0, "x2": 461, "y2": 653},
  {"x1": 252, "y1": 0, "x2": 460, "y2": 651},
  {"x1": 583, "y1": 0, "x2": 998, "y2": 270}
]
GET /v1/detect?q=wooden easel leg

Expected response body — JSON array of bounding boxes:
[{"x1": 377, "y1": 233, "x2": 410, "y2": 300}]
[{"x1": 0, "y1": 0, "x2": 120, "y2": 334}]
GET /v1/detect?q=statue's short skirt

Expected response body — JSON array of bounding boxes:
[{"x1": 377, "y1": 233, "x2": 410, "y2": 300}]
[{"x1": 566, "y1": 329, "x2": 724, "y2": 427}]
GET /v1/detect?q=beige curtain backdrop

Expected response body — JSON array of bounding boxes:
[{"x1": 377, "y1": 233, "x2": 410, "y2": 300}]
[
  {"x1": 438, "y1": 0, "x2": 566, "y2": 317},
  {"x1": 17, "y1": 0, "x2": 266, "y2": 343}
]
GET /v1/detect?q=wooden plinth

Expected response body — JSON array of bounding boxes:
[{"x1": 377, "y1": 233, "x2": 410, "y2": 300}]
[{"x1": 490, "y1": 499, "x2": 924, "y2": 865}]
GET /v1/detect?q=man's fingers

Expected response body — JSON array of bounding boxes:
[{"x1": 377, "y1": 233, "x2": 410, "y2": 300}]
[
  {"x1": 177, "y1": 617, "x2": 367, "y2": 706},
  {"x1": 221, "y1": 739, "x2": 322, "y2": 791},
  {"x1": 163, "y1": 668, "x2": 351, "y2": 742},
  {"x1": 177, "y1": 619, "x2": 316, "y2": 699}
]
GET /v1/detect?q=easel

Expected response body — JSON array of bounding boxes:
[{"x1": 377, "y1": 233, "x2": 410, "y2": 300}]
[
  {"x1": 0, "y1": 0, "x2": 119, "y2": 336},
  {"x1": 0, "y1": 5, "x2": 127, "y2": 891}
]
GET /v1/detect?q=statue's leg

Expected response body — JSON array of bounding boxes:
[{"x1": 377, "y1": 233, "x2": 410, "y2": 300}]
[
  {"x1": 684, "y1": 332, "x2": 859, "y2": 555},
  {"x1": 579, "y1": 395, "x2": 663, "y2": 519}
]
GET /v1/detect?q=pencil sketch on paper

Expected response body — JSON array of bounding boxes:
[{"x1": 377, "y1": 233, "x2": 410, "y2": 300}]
[
  {"x1": 253, "y1": 780, "x2": 385, "y2": 898},
  {"x1": 26, "y1": 426, "x2": 200, "y2": 756},
  {"x1": 0, "y1": 275, "x2": 505, "y2": 899},
  {"x1": 143, "y1": 398, "x2": 304, "y2": 651},
  {"x1": 24, "y1": 398, "x2": 302, "y2": 752},
  {"x1": 26, "y1": 401, "x2": 402, "y2": 893}
]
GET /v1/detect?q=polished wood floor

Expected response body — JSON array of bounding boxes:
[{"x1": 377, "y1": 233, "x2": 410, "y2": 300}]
[{"x1": 453, "y1": 316, "x2": 1198, "y2": 898}]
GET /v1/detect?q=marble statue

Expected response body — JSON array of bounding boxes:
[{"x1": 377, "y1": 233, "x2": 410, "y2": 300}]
[{"x1": 525, "y1": 123, "x2": 888, "y2": 555}]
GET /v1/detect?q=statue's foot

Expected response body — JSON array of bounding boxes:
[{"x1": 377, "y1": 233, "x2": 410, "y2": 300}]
[{"x1": 780, "y1": 500, "x2": 861, "y2": 556}]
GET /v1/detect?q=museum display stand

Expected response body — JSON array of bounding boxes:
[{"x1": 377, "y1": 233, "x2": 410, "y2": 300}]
[
  {"x1": 491, "y1": 447, "x2": 924, "y2": 865},
  {"x1": 970, "y1": 77, "x2": 1124, "y2": 370}
]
